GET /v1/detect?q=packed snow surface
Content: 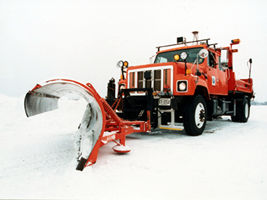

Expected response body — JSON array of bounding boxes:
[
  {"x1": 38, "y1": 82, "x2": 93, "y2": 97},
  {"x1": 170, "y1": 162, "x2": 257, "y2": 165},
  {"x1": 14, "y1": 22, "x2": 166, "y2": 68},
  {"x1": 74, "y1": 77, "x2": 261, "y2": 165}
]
[{"x1": 0, "y1": 95, "x2": 266, "y2": 200}]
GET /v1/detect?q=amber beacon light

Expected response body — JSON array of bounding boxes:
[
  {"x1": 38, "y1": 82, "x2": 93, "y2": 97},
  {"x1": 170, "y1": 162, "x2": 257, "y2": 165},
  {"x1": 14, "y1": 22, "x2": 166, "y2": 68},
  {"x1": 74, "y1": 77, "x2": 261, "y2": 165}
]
[{"x1": 231, "y1": 39, "x2": 240, "y2": 45}]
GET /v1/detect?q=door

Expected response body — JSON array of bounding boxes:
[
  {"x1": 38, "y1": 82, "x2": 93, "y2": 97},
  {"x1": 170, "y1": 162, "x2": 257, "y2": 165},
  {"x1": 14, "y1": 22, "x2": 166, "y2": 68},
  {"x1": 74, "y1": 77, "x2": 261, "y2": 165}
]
[
  {"x1": 207, "y1": 51, "x2": 219, "y2": 94},
  {"x1": 207, "y1": 50, "x2": 228, "y2": 95}
]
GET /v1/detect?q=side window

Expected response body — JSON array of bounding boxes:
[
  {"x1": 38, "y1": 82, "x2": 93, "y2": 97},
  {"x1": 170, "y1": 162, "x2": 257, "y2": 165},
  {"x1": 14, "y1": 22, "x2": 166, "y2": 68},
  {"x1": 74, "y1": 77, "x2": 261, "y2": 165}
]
[
  {"x1": 218, "y1": 56, "x2": 223, "y2": 71},
  {"x1": 221, "y1": 49, "x2": 229, "y2": 70},
  {"x1": 155, "y1": 56, "x2": 168, "y2": 63},
  {"x1": 221, "y1": 49, "x2": 228, "y2": 63},
  {"x1": 208, "y1": 51, "x2": 216, "y2": 68}
]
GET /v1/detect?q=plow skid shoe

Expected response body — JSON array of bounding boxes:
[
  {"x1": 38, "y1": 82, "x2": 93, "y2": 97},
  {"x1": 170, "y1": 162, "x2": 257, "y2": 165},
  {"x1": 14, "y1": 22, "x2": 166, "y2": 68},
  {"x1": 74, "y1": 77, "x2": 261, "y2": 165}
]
[
  {"x1": 24, "y1": 79, "x2": 105, "y2": 170},
  {"x1": 112, "y1": 144, "x2": 131, "y2": 154}
]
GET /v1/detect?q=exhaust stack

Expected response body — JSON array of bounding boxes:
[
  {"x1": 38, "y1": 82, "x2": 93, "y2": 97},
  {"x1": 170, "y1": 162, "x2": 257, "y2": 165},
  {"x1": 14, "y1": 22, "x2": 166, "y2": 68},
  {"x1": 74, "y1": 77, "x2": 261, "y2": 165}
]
[{"x1": 192, "y1": 31, "x2": 199, "y2": 44}]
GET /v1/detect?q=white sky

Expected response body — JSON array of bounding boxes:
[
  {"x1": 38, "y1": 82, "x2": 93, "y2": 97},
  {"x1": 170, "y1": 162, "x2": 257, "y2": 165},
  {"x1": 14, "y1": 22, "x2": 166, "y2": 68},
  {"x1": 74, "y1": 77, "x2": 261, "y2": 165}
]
[{"x1": 0, "y1": 0, "x2": 267, "y2": 101}]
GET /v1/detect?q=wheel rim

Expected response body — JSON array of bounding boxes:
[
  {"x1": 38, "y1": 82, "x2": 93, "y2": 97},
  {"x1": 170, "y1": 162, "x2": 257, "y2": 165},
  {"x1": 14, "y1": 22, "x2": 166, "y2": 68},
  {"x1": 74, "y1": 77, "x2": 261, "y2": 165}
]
[
  {"x1": 245, "y1": 102, "x2": 249, "y2": 119},
  {"x1": 195, "y1": 102, "x2": 205, "y2": 128}
]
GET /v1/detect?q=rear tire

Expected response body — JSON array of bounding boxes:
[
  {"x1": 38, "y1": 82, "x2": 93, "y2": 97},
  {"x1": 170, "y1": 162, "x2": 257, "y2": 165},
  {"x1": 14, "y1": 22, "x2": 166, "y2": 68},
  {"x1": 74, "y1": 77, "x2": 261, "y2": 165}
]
[
  {"x1": 231, "y1": 97, "x2": 250, "y2": 122},
  {"x1": 183, "y1": 95, "x2": 207, "y2": 136}
]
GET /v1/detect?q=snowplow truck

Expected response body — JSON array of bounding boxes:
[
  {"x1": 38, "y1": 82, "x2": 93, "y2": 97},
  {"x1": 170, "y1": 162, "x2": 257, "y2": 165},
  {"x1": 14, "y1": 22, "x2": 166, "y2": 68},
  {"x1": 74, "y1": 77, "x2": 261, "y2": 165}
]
[
  {"x1": 110, "y1": 36, "x2": 254, "y2": 136},
  {"x1": 24, "y1": 34, "x2": 254, "y2": 170}
]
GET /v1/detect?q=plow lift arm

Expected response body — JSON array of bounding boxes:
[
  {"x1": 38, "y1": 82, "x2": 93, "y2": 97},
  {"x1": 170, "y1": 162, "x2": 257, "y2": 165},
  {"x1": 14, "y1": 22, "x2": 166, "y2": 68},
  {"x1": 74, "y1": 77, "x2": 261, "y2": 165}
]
[{"x1": 24, "y1": 79, "x2": 151, "y2": 171}]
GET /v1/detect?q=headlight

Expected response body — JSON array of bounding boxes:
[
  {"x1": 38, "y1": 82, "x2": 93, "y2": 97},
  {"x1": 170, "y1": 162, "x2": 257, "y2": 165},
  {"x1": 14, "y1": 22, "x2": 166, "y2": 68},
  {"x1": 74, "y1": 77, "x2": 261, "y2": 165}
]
[
  {"x1": 177, "y1": 80, "x2": 187, "y2": 92},
  {"x1": 179, "y1": 82, "x2": 186, "y2": 90},
  {"x1": 117, "y1": 60, "x2": 124, "y2": 68},
  {"x1": 180, "y1": 52, "x2": 188, "y2": 60}
]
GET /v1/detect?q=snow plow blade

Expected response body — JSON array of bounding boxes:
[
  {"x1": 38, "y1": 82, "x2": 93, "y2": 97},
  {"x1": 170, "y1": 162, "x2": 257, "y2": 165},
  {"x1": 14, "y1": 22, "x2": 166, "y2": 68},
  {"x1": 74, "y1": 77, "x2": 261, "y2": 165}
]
[
  {"x1": 24, "y1": 79, "x2": 150, "y2": 170},
  {"x1": 24, "y1": 79, "x2": 105, "y2": 170}
]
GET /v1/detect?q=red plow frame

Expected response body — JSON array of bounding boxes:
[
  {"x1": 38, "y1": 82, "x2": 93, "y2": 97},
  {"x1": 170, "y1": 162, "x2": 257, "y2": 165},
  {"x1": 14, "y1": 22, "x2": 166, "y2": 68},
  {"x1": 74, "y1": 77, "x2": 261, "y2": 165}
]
[{"x1": 83, "y1": 82, "x2": 151, "y2": 170}]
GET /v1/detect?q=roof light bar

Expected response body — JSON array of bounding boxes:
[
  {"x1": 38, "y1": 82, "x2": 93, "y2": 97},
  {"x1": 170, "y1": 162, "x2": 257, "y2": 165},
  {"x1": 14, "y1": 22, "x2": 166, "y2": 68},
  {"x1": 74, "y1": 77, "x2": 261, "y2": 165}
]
[{"x1": 156, "y1": 38, "x2": 210, "y2": 52}]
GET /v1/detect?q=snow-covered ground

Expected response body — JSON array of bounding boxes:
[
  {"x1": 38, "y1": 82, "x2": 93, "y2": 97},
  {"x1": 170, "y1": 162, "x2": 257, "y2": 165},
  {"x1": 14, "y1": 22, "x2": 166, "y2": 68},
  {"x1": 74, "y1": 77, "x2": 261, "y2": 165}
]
[{"x1": 0, "y1": 94, "x2": 266, "y2": 200}]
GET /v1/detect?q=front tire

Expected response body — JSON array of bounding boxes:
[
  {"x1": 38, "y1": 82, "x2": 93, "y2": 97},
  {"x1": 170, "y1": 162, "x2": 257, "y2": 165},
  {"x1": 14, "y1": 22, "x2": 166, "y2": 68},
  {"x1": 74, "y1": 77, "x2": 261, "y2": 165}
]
[{"x1": 183, "y1": 95, "x2": 207, "y2": 136}]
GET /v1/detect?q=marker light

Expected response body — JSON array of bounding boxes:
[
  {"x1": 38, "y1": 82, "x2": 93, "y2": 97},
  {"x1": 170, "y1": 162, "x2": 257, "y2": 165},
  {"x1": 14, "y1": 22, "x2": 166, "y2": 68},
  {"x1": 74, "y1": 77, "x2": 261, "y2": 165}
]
[
  {"x1": 123, "y1": 61, "x2": 129, "y2": 68},
  {"x1": 152, "y1": 91, "x2": 159, "y2": 96},
  {"x1": 186, "y1": 68, "x2": 192, "y2": 75},
  {"x1": 231, "y1": 39, "x2": 240, "y2": 45},
  {"x1": 173, "y1": 54, "x2": 180, "y2": 61}
]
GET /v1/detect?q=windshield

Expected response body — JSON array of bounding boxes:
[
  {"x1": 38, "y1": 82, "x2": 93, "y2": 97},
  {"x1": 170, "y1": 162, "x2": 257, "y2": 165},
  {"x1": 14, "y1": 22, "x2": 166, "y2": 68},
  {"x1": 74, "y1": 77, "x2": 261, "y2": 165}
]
[{"x1": 154, "y1": 47, "x2": 204, "y2": 64}]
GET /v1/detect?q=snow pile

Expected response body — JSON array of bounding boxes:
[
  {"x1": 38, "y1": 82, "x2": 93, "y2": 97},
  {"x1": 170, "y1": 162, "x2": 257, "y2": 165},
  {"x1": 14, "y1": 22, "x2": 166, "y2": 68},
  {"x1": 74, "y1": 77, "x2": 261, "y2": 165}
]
[{"x1": 0, "y1": 94, "x2": 266, "y2": 200}]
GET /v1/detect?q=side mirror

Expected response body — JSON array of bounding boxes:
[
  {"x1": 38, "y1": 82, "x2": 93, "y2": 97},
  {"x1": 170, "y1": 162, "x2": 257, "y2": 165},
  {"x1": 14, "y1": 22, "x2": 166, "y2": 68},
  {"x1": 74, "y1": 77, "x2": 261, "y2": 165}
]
[{"x1": 198, "y1": 49, "x2": 209, "y2": 59}]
